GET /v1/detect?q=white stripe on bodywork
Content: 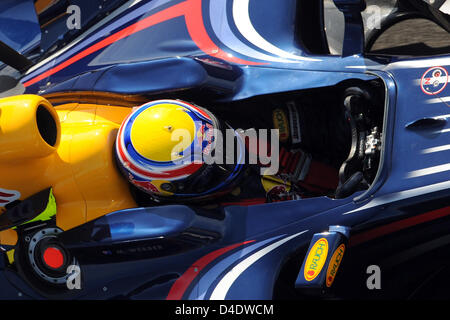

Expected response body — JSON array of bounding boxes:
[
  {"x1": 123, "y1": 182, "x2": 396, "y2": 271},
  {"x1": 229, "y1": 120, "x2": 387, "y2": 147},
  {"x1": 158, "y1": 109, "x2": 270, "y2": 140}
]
[
  {"x1": 433, "y1": 128, "x2": 450, "y2": 134},
  {"x1": 209, "y1": 230, "x2": 308, "y2": 300},
  {"x1": 384, "y1": 57, "x2": 450, "y2": 69},
  {"x1": 406, "y1": 163, "x2": 450, "y2": 178},
  {"x1": 232, "y1": 0, "x2": 319, "y2": 62},
  {"x1": 426, "y1": 96, "x2": 450, "y2": 104},
  {"x1": 209, "y1": 0, "x2": 295, "y2": 63},
  {"x1": 345, "y1": 180, "x2": 450, "y2": 215},
  {"x1": 422, "y1": 144, "x2": 450, "y2": 154}
]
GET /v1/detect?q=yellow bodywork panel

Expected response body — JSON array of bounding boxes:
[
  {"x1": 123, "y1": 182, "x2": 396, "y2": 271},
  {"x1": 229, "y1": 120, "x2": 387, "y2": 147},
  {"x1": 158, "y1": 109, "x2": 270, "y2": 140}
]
[
  {"x1": 0, "y1": 229, "x2": 18, "y2": 246},
  {"x1": 0, "y1": 97, "x2": 137, "y2": 244}
]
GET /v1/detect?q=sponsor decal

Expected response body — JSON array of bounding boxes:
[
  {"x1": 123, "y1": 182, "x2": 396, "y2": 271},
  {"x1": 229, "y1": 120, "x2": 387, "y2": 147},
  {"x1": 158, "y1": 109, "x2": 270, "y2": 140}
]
[
  {"x1": 272, "y1": 109, "x2": 289, "y2": 142},
  {"x1": 326, "y1": 243, "x2": 345, "y2": 287},
  {"x1": 261, "y1": 174, "x2": 291, "y2": 193},
  {"x1": 287, "y1": 102, "x2": 301, "y2": 144},
  {"x1": 0, "y1": 188, "x2": 21, "y2": 206},
  {"x1": 304, "y1": 238, "x2": 328, "y2": 281},
  {"x1": 421, "y1": 66, "x2": 448, "y2": 95},
  {"x1": 128, "y1": 174, "x2": 159, "y2": 193},
  {"x1": 129, "y1": 174, "x2": 175, "y2": 196}
]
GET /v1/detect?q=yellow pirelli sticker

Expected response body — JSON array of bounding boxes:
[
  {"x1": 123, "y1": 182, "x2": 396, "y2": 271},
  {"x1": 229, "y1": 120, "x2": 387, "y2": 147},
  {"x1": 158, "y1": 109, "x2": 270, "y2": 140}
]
[
  {"x1": 326, "y1": 244, "x2": 346, "y2": 287},
  {"x1": 304, "y1": 238, "x2": 328, "y2": 281},
  {"x1": 272, "y1": 109, "x2": 289, "y2": 142}
]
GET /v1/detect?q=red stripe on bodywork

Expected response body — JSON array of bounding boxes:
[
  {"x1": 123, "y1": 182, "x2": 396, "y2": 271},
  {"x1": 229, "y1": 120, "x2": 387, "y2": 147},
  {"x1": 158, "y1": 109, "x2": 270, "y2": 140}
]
[
  {"x1": 349, "y1": 206, "x2": 450, "y2": 247},
  {"x1": 166, "y1": 240, "x2": 255, "y2": 300},
  {"x1": 0, "y1": 192, "x2": 14, "y2": 197},
  {"x1": 24, "y1": 0, "x2": 263, "y2": 88}
]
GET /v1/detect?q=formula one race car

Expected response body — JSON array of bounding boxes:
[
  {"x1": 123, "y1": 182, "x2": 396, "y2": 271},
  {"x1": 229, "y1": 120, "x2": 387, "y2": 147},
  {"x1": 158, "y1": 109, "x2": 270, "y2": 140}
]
[{"x1": 0, "y1": 0, "x2": 448, "y2": 300}]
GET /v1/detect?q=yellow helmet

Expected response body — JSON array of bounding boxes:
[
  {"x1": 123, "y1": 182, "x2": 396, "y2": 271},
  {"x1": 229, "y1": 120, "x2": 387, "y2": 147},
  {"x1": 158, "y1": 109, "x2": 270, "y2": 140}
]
[{"x1": 116, "y1": 100, "x2": 245, "y2": 201}]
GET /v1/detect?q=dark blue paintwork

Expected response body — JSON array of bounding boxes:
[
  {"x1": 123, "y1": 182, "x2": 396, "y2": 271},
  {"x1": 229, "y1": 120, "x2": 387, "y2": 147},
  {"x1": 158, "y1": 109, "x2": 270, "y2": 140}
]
[{"x1": 0, "y1": 0, "x2": 449, "y2": 300}]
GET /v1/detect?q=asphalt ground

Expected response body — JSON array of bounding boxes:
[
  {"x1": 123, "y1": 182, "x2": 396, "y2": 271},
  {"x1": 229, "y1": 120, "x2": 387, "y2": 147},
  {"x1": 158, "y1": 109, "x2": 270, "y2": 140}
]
[
  {"x1": 372, "y1": 17, "x2": 450, "y2": 51},
  {"x1": 325, "y1": 0, "x2": 450, "y2": 54}
]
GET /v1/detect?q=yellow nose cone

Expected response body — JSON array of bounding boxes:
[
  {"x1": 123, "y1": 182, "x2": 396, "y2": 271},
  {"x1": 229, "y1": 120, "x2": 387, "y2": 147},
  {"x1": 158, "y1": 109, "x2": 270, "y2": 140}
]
[{"x1": 130, "y1": 104, "x2": 195, "y2": 162}]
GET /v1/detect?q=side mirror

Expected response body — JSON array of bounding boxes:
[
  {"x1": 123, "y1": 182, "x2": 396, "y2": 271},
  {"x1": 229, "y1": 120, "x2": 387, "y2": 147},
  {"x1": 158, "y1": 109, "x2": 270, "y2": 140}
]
[{"x1": 333, "y1": 0, "x2": 366, "y2": 56}]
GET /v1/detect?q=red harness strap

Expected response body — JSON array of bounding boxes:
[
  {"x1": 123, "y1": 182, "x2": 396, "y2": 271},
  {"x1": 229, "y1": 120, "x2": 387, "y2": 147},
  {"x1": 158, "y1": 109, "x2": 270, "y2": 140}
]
[
  {"x1": 279, "y1": 147, "x2": 338, "y2": 192},
  {"x1": 245, "y1": 138, "x2": 339, "y2": 194}
]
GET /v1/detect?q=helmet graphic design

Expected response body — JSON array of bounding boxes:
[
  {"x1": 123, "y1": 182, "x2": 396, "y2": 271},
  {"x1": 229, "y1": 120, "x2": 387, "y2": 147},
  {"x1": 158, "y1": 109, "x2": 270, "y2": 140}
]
[{"x1": 116, "y1": 100, "x2": 245, "y2": 201}]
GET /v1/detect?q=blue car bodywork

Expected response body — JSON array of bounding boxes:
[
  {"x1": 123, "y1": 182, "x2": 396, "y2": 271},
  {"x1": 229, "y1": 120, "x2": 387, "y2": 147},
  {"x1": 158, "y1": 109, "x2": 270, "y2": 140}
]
[{"x1": 0, "y1": 0, "x2": 449, "y2": 299}]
